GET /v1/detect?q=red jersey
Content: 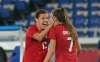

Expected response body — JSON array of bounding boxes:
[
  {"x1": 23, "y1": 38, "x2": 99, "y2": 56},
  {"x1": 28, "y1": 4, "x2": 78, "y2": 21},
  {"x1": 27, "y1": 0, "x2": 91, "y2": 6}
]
[
  {"x1": 23, "y1": 25, "x2": 49, "y2": 62},
  {"x1": 48, "y1": 24, "x2": 78, "y2": 62}
]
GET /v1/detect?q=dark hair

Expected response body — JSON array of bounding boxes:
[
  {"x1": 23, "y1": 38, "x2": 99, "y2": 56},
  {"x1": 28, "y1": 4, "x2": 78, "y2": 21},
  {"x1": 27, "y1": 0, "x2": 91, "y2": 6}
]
[
  {"x1": 35, "y1": 9, "x2": 48, "y2": 18},
  {"x1": 52, "y1": 8, "x2": 76, "y2": 44}
]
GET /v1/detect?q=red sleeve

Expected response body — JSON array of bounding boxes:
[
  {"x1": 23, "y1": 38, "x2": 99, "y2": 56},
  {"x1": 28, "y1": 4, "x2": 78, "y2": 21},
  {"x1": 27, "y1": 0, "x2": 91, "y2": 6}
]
[
  {"x1": 48, "y1": 28, "x2": 56, "y2": 40},
  {"x1": 25, "y1": 26, "x2": 37, "y2": 50},
  {"x1": 26, "y1": 27, "x2": 37, "y2": 38}
]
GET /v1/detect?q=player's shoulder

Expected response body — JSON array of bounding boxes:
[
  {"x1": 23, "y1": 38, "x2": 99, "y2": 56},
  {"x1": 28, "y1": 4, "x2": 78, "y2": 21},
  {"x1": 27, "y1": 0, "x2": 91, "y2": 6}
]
[
  {"x1": 49, "y1": 27, "x2": 55, "y2": 32},
  {"x1": 27, "y1": 25, "x2": 36, "y2": 32},
  {"x1": 49, "y1": 24, "x2": 62, "y2": 31},
  {"x1": 56, "y1": 24, "x2": 65, "y2": 28}
]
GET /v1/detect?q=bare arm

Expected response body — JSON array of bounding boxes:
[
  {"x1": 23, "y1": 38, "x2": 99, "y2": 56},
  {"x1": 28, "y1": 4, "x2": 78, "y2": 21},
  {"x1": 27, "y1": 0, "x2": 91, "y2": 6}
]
[
  {"x1": 32, "y1": 24, "x2": 53, "y2": 42},
  {"x1": 76, "y1": 39, "x2": 81, "y2": 56},
  {"x1": 74, "y1": 29, "x2": 81, "y2": 56},
  {"x1": 33, "y1": 19, "x2": 55, "y2": 42},
  {"x1": 43, "y1": 39, "x2": 56, "y2": 62}
]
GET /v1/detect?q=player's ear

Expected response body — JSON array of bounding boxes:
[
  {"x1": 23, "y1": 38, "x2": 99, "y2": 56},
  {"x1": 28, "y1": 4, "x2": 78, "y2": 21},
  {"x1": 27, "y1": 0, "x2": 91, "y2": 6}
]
[
  {"x1": 35, "y1": 18, "x2": 38, "y2": 22},
  {"x1": 53, "y1": 16, "x2": 57, "y2": 21}
]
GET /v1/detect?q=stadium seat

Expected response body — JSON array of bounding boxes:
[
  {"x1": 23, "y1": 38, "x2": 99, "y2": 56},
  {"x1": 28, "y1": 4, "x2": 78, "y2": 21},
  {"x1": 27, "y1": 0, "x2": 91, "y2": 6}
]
[
  {"x1": 98, "y1": 21, "x2": 100, "y2": 27},
  {"x1": 87, "y1": 20, "x2": 96, "y2": 28},
  {"x1": 32, "y1": 0, "x2": 40, "y2": 3},
  {"x1": 66, "y1": 7, "x2": 73, "y2": 12},
  {"x1": 44, "y1": 3, "x2": 58, "y2": 13},
  {"x1": 27, "y1": 15, "x2": 35, "y2": 22},
  {"x1": 1, "y1": 10, "x2": 11, "y2": 18},
  {"x1": 14, "y1": 1, "x2": 28, "y2": 13},
  {"x1": 27, "y1": 15, "x2": 35, "y2": 26},
  {"x1": 77, "y1": 31, "x2": 86, "y2": 37},
  {"x1": 44, "y1": 7, "x2": 53, "y2": 13},
  {"x1": 96, "y1": 16, "x2": 100, "y2": 27},
  {"x1": 91, "y1": 7, "x2": 100, "y2": 11},
  {"x1": 0, "y1": 7, "x2": 11, "y2": 18},
  {"x1": 76, "y1": 6, "x2": 87, "y2": 11},
  {"x1": 58, "y1": 0, "x2": 72, "y2": 4},
  {"x1": 10, "y1": 0, "x2": 18, "y2": 4},
  {"x1": 90, "y1": 0, "x2": 100, "y2": 3},
  {"x1": 0, "y1": 6, "x2": 4, "y2": 12},
  {"x1": 87, "y1": 16, "x2": 100, "y2": 28},
  {"x1": 2, "y1": 0, "x2": 13, "y2": 4},
  {"x1": 73, "y1": 16, "x2": 86, "y2": 28},
  {"x1": 10, "y1": 46, "x2": 20, "y2": 62},
  {"x1": 74, "y1": 0, "x2": 87, "y2": 3},
  {"x1": 87, "y1": 31, "x2": 94, "y2": 37}
]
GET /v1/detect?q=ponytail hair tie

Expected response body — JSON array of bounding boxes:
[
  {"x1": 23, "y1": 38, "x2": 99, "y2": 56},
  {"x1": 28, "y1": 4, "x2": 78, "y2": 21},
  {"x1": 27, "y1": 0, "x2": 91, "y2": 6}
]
[{"x1": 60, "y1": 8, "x2": 66, "y2": 22}]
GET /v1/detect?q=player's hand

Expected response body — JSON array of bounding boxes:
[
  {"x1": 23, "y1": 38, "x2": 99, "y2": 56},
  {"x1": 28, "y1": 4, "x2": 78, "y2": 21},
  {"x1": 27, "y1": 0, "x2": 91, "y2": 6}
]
[
  {"x1": 43, "y1": 60, "x2": 48, "y2": 62},
  {"x1": 48, "y1": 18, "x2": 55, "y2": 28},
  {"x1": 43, "y1": 59, "x2": 50, "y2": 62},
  {"x1": 43, "y1": 60, "x2": 50, "y2": 62}
]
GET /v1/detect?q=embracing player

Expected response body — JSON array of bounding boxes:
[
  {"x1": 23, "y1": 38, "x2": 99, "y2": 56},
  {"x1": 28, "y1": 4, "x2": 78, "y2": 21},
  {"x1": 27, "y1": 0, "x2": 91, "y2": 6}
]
[
  {"x1": 44, "y1": 8, "x2": 81, "y2": 62},
  {"x1": 23, "y1": 9, "x2": 54, "y2": 62}
]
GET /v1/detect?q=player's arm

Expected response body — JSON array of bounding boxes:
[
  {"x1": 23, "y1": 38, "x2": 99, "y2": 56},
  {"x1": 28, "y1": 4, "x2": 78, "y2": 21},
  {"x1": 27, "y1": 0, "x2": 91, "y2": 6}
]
[
  {"x1": 33, "y1": 20, "x2": 54, "y2": 42},
  {"x1": 76, "y1": 39, "x2": 81, "y2": 56},
  {"x1": 43, "y1": 39, "x2": 56, "y2": 62},
  {"x1": 74, "y1": 30, "x2": 81, "y2": 56}
]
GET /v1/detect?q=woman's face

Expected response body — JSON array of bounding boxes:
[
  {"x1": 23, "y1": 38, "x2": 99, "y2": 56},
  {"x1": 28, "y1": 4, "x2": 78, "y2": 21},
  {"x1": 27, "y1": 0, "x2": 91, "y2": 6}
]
[{"x1": 36, "y1": 13, "x2": 49, "y2": 30}]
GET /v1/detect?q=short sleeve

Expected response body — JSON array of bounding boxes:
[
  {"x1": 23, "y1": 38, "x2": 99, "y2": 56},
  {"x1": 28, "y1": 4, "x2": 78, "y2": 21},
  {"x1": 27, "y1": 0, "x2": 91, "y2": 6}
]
[
  {"x1": 48, "y1": 28, "x2": 56, "y2": 40},
  {"x1": 26, "y1": 27, "x2": 37, "y2": 38},
  {"x1": 25, "y1": 26, "x2": 37, "y2": 50}
]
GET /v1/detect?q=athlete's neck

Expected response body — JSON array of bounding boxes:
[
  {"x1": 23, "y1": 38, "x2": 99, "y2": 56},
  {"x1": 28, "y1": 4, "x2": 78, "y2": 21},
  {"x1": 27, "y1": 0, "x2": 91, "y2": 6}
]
[
  {"x1": 36, "y1": 22, "x2": 41, "y2": 31},
  {"x1": 54, "y1": 20, "x2": 62, "y2": 26}
]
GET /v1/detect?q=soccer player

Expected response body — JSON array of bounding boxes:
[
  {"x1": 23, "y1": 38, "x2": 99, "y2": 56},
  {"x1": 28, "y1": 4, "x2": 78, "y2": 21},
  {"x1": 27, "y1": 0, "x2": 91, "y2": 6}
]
[
  {"x1": 22, "y1": 9, "x2": 54, "y2": 62},
  {"x1": 44, "y1": 8, "x2": 81, "y2": 62}
]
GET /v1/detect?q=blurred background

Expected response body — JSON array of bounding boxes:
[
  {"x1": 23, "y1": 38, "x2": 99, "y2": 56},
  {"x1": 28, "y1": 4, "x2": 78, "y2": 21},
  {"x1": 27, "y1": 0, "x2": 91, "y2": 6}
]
[{"x1": 0, "y1": 0, "x2": 100, "y2": 62}]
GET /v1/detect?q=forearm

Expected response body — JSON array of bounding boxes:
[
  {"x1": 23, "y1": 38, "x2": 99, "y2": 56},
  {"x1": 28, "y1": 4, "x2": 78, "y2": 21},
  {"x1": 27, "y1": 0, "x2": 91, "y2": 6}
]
[
  {"x1": 38, "y1": 25, "x2": 52, "y2": 41},
  {"x1": 33, "y1": 25, "x2": 52, "y2": 42},
  {"x1": 44, "y1": 49, "x2": 55, "y2": 62},
  {"x1": 77, "y1": 41, "x2": 81, "y2": 56},
  {"x1": 44, "y1": 39, "x2": 56, "y2": 62},
  {"x1": 74, "y1": 30, "x2": 81, "y2": 56}
]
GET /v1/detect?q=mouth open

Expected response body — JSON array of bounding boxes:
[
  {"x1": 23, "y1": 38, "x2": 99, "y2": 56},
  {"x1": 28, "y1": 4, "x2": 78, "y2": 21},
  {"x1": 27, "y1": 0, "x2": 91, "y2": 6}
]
[
  {"x1": 42, "y1": 24, "x2": 47, "y2": 25},
  {"x1": 42, "y1": 22, "x2": 48, "y2": 25}
]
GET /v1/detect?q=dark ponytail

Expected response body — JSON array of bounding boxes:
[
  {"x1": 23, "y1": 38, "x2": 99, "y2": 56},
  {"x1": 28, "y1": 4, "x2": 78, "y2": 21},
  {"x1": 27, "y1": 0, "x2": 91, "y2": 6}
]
[{"x1": 53, "y1": 8, "x2": 76, "y2": 44}]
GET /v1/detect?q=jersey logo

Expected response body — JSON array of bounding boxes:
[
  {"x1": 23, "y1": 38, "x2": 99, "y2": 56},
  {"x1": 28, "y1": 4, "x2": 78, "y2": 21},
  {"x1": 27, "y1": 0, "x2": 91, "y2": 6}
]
[
  {"x1": 62, "y1": 31, "x2": 70, "y2": 36},
  {"x1": 42, "y1": 41, "x2": 48, "y2": 50}
]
